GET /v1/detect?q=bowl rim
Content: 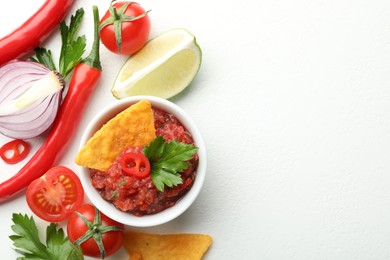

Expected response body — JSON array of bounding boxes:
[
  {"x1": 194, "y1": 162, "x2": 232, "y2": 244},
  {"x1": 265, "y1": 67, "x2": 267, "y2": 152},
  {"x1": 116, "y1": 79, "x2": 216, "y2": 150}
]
[{"x1": 77, "y1": 95, "x2": 206, "y2": 227}]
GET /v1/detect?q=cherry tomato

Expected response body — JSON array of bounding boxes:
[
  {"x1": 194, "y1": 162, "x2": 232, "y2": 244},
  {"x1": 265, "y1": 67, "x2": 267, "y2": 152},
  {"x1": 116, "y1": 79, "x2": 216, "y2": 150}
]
[
  {"x1": 100, "y1": 1, "x2": 151, "y2": 55},
  {"x1": 67, "y1": 204, "x2": 124, "y2": 258},
  {"x1": 120, "y1": 152, "x2": 150, "y2": 178},
  {"x1": 26, "y1": 166, "x2": 84, "y2": 222},
  {"x1": 0, "y1": 139, "x2": 30, "y2": 164}
]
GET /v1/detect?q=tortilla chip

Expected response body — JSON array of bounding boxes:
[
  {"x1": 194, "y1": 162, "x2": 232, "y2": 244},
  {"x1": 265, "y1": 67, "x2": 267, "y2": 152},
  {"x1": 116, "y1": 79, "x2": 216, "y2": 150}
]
[
  {"x1": 123, "y1": 232, "x2": 212, "y2": 260},
  {"x1": 75, "y1": 100, "x2": 156, "y2": 171},
  {"x1": 129, "y1": 252, "x2": 143, "y2": 260}
]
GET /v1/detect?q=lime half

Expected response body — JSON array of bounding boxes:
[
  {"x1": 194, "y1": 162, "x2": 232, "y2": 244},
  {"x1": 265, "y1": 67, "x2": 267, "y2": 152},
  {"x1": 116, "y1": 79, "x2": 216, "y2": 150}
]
[{"x1": 112, "y1": 29, "x2": 202, "y2": 99}]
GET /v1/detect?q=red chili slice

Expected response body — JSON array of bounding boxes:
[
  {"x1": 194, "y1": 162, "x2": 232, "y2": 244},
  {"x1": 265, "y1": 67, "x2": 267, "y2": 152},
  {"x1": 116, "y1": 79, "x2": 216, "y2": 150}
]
[
  {"x1": 0, "y1": 139, "x2": 30, "y2": 164},
  {"x1": 120, "y1": 152, "x2": 150, "y2": 178}
]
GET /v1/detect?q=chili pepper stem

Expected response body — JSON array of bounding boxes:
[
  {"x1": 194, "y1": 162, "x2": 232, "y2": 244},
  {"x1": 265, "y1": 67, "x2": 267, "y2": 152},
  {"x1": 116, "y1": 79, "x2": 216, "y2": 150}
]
[{"x1": 83, "y1": 6, "x2": 101, "y2": 70}]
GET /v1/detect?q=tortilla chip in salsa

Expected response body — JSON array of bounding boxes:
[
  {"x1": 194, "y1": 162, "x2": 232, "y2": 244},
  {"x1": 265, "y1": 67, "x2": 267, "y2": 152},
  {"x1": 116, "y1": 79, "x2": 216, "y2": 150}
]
[{"x1": 75, "y1": 100, "x2": 156, "y2": 171}]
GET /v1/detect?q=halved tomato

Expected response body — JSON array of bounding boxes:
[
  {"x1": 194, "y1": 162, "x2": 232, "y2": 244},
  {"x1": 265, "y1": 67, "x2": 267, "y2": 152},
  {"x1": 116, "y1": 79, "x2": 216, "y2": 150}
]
[{"x1": 26, "y1": 166, "x2": 84, "y2": 222}]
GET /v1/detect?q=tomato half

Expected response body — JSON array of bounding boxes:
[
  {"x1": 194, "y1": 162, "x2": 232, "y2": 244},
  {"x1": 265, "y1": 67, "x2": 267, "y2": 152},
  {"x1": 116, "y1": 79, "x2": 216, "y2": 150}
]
[
  {"x1": 100, "y1": 1, "x2": 151, "y2": 55},
  {"x1": 0, "y1": 139, "x2": 30, "y2": 164},
  {"x1": 26, "y1": 166, "x2": 84, "y2": 222},
  {"x1": 67, "y1": 204, "x2": 124, "y2": 258},
  {"x1": 120, "y1": 152, "x2": 150, "y2": 178}
]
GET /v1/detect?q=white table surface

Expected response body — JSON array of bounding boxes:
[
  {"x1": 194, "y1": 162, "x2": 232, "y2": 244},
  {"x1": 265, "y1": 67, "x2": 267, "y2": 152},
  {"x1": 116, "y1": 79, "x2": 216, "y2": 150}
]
[{"x1": 2, "y1": 0, "x2": 390, "y2": 259}]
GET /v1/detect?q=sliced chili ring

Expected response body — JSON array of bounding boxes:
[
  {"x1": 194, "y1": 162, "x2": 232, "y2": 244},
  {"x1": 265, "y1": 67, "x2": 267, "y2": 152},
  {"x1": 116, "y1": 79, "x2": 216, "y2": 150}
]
[
  {"x1": 0, "y1": 139, "x2": 30, "y2": 164},
  {"x1": 120, "y1": 152, "x2": 150, "y2": 178}
]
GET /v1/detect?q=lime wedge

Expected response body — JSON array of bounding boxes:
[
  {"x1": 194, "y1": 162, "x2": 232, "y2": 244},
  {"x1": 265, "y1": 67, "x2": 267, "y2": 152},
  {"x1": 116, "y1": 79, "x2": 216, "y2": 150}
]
[{"x1": 112, "y1": 29, "x2": 202, "y2": 99}]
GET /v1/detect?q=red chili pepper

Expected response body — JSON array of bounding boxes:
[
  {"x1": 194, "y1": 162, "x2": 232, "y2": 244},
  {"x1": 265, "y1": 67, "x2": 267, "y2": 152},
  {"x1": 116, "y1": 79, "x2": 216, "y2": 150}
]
[
  {"x1": 0, "y1": 6, "x2": 101, "y2": 202},
  {"x1": 0, "y1": 139, "x2": 30, "y2": 164},
  {"x1": 120, "y1": 152, "x2": 151, "y2": 178},
  {"x1": 0, "y1": 0, "x2": 74, "y2": 65}
]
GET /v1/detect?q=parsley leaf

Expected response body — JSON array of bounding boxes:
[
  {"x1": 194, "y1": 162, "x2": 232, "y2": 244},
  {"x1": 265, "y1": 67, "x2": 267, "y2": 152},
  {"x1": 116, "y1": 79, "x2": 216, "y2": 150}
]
[
  {"x1": 144, "y1": 136, "x2": 198, "y2": 192},
  {"x1": 30, "y1": 47, "x2": 57, "y2": 71},
  {"x1": 9, "y1": 213, "x2": 83, "y2": 260},
  {"x1": 151, "y1": 169, "x2": 183, "y2": 192},
  {"x1": 59, "y1": 8, "x2": 86, "y2": 78},
  {"x1": 30, "y1": 8, "x2": 86, "y2": 78}
]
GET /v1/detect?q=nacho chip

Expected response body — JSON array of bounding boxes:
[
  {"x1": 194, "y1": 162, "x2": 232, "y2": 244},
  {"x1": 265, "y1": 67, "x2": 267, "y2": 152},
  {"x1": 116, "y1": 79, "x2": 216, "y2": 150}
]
[
  {"x1": 75, "y1": 100, "x2": 156, "y2": 171},
  {"x1": 123, "y1": 232, "x2": 212, "y2": 260},
  {"x1": 129, "y1": 252, "x2": 142, "y2": 260}
]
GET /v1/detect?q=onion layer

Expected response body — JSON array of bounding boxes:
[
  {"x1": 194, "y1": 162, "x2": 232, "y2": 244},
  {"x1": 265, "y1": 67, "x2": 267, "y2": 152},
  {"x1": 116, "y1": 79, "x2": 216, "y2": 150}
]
[{"x1": 0, "y1": 60, "x2": 64, "y2": 139}]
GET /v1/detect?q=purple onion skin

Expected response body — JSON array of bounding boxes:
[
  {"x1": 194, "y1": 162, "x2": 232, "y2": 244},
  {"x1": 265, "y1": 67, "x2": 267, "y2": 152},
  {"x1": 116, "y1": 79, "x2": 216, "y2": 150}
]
[{"x1": 0, "y1": 60, "x2": 64, "y2": 139}]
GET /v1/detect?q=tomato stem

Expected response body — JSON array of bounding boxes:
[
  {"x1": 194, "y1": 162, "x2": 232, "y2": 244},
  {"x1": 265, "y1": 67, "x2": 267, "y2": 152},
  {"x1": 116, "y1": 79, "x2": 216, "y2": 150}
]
[
  {"x1": 110, "y1": 3, "x2": 120, "y2": 20},
  {"x1": 72, "y1": 206, "x2": 122, "y2": 259},
  {"x1": 99, "y1": 2, "x2": 150, "y2": 53}
]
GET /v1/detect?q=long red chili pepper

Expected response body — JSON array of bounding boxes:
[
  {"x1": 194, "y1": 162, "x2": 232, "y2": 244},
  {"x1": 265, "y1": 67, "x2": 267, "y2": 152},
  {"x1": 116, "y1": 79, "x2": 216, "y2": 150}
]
[
  {"x1": 0, "y1": 0, "x2": 74, "y2": 65},
  {"x1": 0, "y1": 6, "x2": 101, "y2": 202}
]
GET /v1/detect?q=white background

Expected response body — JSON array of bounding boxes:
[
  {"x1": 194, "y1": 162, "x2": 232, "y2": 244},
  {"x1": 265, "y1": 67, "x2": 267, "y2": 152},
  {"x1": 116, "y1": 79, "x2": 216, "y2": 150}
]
[{"x1": 1, "y1": 0, "x2": 390, "y2": 259}]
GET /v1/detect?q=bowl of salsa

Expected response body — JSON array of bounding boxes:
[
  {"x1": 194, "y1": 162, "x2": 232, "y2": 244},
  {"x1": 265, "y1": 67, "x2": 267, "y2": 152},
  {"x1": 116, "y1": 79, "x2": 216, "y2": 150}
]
[{"x1": 76, "y1": 96, "x2": 206, "y2": 227}]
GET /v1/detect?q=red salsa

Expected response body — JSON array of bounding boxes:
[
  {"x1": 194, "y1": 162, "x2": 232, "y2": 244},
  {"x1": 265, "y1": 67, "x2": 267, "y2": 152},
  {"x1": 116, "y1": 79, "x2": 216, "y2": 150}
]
[{"x1": 90, "y1": 107, "x2": 198, "y2": 216}]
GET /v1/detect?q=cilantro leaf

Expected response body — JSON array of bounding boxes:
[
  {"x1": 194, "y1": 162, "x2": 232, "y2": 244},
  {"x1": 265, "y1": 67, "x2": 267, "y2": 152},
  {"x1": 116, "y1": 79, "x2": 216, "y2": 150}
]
[
  {"x1": 30, "y1": 47, "x2": 57, "y2": 71},
  {"x1": 60, "y1": 35, "x2": 86, "y2": 77},
  {"x1": 144, "y1": 136, "x2": 198, "y2": 192},
  {"x1": 59, "y1": 8, "x2": 86, "y2": 77},
  {"x1": 31, "y1": 8, "x2": 86, "y2": 79},
  {"x1": 151, "y1": 169, "x2": 183, "y2": 192},
  {"x1": 10, "y1": 214, "x2": 48, "y2": 259},
  {"x1": 46, "y1": 223, "x2": 83, "y2": 260},
  {"x1": 9, "y1": 213, "x2": 83, "y2": 260},
  {"x1": 143, "y1": 136, "x2": 165, "y2": 160}
]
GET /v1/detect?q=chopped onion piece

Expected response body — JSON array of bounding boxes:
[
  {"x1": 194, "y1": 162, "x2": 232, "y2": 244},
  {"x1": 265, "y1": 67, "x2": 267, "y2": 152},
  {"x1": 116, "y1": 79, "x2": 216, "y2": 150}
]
[{"x1": 0, "y1": 61, "x2": 64, "y2": 139}]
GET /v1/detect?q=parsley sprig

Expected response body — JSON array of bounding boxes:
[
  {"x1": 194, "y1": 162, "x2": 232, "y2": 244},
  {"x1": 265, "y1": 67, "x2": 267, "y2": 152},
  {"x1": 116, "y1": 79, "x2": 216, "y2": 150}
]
[
  {"x1": 30, "y1": 8, "x2": 86, "y2": 78},
  {"x1": 9, "y1": 213, "x2": 83, "y2": 260},
  {"x1": 144, "y1": 136, "x2": 198, "y2": 192}
]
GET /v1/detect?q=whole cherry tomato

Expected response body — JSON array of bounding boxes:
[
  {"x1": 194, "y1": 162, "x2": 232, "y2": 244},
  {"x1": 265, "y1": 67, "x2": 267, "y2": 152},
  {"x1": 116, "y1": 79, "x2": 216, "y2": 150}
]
[
  {"x1": 100, "y1": 1, "x2": 151, "y2": 55},
  {"x1": 67, "y1": 204, "x2": 124, "y2": 258},
  {"x1": 26, "y1": 166, "x2": 84, "y2": 222},
  {"x1": 120, "y1": 152, "x2": 150, "y2": 178}
]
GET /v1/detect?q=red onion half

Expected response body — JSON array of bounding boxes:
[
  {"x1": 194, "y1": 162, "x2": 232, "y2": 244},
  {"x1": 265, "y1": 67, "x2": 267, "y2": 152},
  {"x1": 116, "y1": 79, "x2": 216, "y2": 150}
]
[{"x1": 0, "y1": 60, "x2": 64, "y2": 139}]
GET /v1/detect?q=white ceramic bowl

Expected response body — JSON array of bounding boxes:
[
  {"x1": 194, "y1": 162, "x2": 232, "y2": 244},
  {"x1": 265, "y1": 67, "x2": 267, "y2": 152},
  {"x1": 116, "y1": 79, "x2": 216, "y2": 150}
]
[{"x1": 77, "y1": 96, "x2": 206, "y2": 227}]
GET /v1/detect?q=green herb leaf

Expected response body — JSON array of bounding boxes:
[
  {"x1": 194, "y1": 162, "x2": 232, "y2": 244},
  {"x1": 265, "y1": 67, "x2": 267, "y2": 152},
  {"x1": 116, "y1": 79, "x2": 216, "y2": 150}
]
[
  {"x1": 10, "y1": 214, "x2": 49, "y2": 259},
  {"x1": 151, "y1": 169, "x2": 183, "y2": 192},
  {"x1": 59, "y1": 8, "x2": 86, "y2": 77},
  {"x1": 46, "y1": 223, "x2": 83, "y2": 260},
  {"x1": 60, "y1": 35, "x2": 86, "y2": 77},
  {"x1": 144, "y1": 136, "x2": 198, "y2": 192},
  {"x1": 30, "y1": 47, "x2": 57, "y2": 71},
  {"x1": 143, "y1": 136, "x2": 165, "y2": 160},
  {"x1": 9, "y1": 213, "x2": 83, "y2": 260},
  {"x1": 30, "y1": 8, "x2": 86, "y2": 78}
]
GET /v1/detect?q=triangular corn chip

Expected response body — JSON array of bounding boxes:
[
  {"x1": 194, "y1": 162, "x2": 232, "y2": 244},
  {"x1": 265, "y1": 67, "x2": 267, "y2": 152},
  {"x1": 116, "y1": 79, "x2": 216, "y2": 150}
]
[
  {"x1": 123, "y1": 232, "x2": 212, "y2": 260},
  {"x1": 75, "y1": 100, "x2": 156, "y2": 171}
]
